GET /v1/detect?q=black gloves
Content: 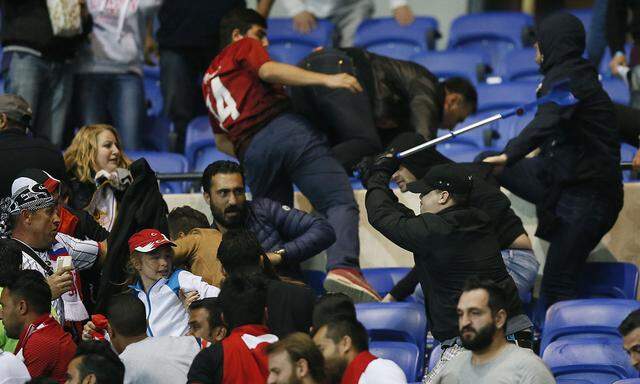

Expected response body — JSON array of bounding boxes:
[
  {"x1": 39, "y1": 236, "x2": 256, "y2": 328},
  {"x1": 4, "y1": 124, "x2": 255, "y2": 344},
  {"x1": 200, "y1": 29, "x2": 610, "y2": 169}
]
[{"x1": 354, "y1": 150, "x2": 400, "y2": 188}]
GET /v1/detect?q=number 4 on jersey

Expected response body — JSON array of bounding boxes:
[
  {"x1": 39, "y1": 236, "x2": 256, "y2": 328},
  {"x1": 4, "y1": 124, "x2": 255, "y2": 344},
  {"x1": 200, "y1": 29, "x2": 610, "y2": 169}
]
[{"x1": 205, "y1": 76, "x2": 239, "y2": 129}]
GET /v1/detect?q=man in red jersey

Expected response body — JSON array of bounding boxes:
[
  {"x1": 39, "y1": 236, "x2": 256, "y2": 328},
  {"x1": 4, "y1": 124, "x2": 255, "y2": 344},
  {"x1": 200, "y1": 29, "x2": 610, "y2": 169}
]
[
  {"x1": 202, "y1": 8, "x2": 380, "y2": 302},
  {"x1": 0, "y1": 270, "x2": 76, "y2": 384}
]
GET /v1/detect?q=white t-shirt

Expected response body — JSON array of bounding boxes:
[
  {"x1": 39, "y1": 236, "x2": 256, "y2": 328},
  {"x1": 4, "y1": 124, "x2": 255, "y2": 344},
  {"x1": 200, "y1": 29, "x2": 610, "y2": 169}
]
[
  {"x1": 0, "y1": 350, "x2": 30, "y2": 384},
  {"x1": 119, "y1": 336, "x2": 202, "y2": 384},
  {"x1": 359, "y1": 358, "x2": 408, "y2": 384}
]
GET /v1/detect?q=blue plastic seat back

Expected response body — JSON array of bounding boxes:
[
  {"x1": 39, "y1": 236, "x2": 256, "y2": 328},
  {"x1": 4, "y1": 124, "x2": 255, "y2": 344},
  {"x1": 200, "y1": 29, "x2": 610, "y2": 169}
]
[
  {"x1": 428, "y1": 343, "x2": 443, "y2": 373},
  {"x1": 496, "y1": 48, "x2": 541, "y2": 82},
  {"x1": 356, "y1": 302, "x2": 427, "y2": 347},
  {"x1": 369, "y1": 341, "x2": 421, "y2": 381},
  {"x1": 269, "y1": 43, "x2": 314, "y2": 65},
  {"x1": 193, "y1": 145, "x2": 236, "y2": 172},
  {"x1": 543, "y1": 339, "x2": 638, "y2": 382},
  {"x1": 541, "y1": 299, "x2": 640, "y2": 353},
  {"x1": 361, "y1": 268, "x2": 412, "y2": 298},
  {"x1": 302, "y1": 270, "x2": 326, "y2": 296},
  {"x1": 568, "y1": 8, "x2": 592, "y2": 33},
  {"x1": 412, "y1": 51, "x2": 487, "y2": 84},
  {"x1": 126, "y1": 151, "x2": 188, "y2": 193},
  {"x1": 144, "y1": 76, "x2": 163, "y2": 117},
  {"x1": 268, "y1": 18, "x2": 334, "y2": 47},
  {"x1": 476, "y1": 82, "x2": 537, "y2": 114},
  {"x1": 184, "y1": 116, "x2": 215, "y2": 169},
  {"x1": 354, "y1": 17, "x2": 439, "y2": 51},
  {"x1": 614, "y1": 379, "x2": 640, "y2": 383},
  {"x1": 448, "y1": 12, "x2": 534, "y2": 69},
  {"x1": 365, "y1": 43, "x2": 424, "y2": 61},
  {"x1": 621, "y1": 144, "x2": 640, "y2": 182},
  {"x1": 602, "y1": 78, "x2": 630, "y2": 105},
  {"x1": 436, "y1": 140, "x2": 481, "y2": 162},
  {"x1": 578, "y1": 262, "x2": 639, "y2": 299},
  {"x1": 490, "y1": 109, "x2": 535, "y2": 149},
  {"x1": 556, "y1": 379, "x2": 594, "y2": 384}
]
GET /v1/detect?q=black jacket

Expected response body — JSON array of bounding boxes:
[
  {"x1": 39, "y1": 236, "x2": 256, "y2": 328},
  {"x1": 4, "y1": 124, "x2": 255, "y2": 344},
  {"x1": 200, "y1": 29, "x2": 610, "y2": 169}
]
[
  {"x1": 0, "y1": 0, "x2": 92, "y2": 61},
  {"x1": 342, "y1": 48, "x2": 444, "y2": 140},
  {"x1": 365, "y1": 170, "x2": 524, "y2": 342},
  {"x1": 96, "y1": 159, "x2": 169, "y2": 311},
  {"x1": 503, "y1": 12, "x2": 623, "y2": 237},
  {"x1": 0, "y1": 128, "x2": 67, "y2": 198}
]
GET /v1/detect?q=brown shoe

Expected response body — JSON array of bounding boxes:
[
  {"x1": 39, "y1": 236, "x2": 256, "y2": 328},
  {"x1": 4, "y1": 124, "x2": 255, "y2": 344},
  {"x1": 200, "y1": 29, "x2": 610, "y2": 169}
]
[{"x1": 324, "y1": 268, "x2": 382, "y2": 303}]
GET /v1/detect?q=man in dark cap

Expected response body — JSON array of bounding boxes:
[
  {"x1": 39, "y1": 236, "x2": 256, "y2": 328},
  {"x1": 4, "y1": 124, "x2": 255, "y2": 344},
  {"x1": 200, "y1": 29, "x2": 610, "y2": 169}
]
[
  {"x1": 360, "y1": 157, "x2": 531, "y2": 381},
  {"x1": 483, "y1": 12, "x2": 623, "y2": 312},
  {"x1": 0, "y1": 94, "x2": 66, "y2": 198}
]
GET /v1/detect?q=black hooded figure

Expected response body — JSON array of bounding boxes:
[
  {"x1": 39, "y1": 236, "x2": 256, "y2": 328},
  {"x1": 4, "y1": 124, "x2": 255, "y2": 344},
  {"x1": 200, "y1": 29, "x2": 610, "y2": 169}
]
[{"x1": 484, "y1": 12, "x2": 624, "y2": 312}]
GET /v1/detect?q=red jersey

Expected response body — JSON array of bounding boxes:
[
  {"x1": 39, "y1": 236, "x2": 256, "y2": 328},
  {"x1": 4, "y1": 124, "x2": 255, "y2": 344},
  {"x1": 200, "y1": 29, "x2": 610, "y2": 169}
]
[
  {"x1": 202, "y1": 38, "x2": 289, "y2": 151},
  {"x1": 15, "y1": 314, "x2": 77, "y2": 384}
]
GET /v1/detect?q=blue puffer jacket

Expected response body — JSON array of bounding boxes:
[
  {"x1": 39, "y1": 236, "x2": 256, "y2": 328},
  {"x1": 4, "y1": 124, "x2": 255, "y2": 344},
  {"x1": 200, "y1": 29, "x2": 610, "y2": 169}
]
[{"x1": 216, "y1": 198, "x2": 336, "y2": 279}]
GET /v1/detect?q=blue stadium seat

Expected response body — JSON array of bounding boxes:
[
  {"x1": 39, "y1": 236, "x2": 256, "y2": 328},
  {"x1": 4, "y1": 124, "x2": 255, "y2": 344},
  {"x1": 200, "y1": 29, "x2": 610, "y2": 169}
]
[
  {"x1": 568, "y1": 8, "x2": 592, "y2": 33},
  {"x1": 578, "y1": 262, "x2": 639, "y2": 299},
  {"x1": 269, "y1": 43, "x2": 314, "y2": 65},
  {"x1": 490, "y1": 110, "x2": 535, "y2": 148},
  {"x1": 268, "y1": 18, "x2": 334, "y2": 48},
  {"x1": 411, "y1": 51, "x2": 488, "y2": 84},
  {"x1": 540, "y1": 299, "x2": 640, "y2": 353},
  {"x1": 369, "y1": 341, "x2": 421, "y2": 381},
  {"x1": 140, "y1": 115, "x2": 173, "y2": 152},
  {"x1": 365, "y1": 43, "x2": 424, "y2": 61},
  {"x1": 543, "y1": 339, "x2": 638, "y2": 383},
  {"x1": 354, "y1": 16, "x2": 440, "y2": 53},
  {"x1": 602, "y1": 78, "x2": 630, "y2": 105},
  {"x1": 557, "y1": 380, "x2": 599, "y2": 384},
  {"x1": 356, "y1": 302, "x2": 427, "y2": 376},
  {"x1": 621, "y1": 143, "x2": 639, "y2": 182},
  {"x1": 361, "y1": 268, "x2": 411, "y2": 298},
  {"x1": 496, "y1": 48, "x2": 541, "y2": 83},
  {"x1": 476, "y1": 82, "x2": 537, "y2": 114},
  {"x1": 193, "y1": 145, "x2": 236, "y2": 172},
  {"x1": 184, "y1": 116, "x2": 215, "y2": 169},
  {"x1": 428, "y1": 343, "x2": 442, "y2": 372},
  {"x1": 448, "y1": 12, "x2": 534, "y2": 69},
  {"x1": 436, "y1": 140, "x2": 481, "y2": 162},
  {"x1": 614, "y1": 380, "x2": 640, "y2": 384},
  {"x1": 302, "y1": 270, "x2": 326, "y2": 296},
  {"x1": 126, "y1": 151, "x2": 188, "y2": 194}
]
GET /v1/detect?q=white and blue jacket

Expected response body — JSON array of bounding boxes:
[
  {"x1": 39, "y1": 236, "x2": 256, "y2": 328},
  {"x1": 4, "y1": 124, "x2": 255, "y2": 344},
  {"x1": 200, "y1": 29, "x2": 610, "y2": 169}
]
[{"x1": 130, "y1": 269, "x2": 220, "y2": 337}]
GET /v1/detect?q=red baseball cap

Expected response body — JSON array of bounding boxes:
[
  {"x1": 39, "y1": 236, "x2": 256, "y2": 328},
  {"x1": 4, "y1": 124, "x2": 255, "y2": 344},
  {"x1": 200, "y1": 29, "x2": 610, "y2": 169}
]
[{"x1": 128, "y1": 229, "x2": 176, "y2": 254}]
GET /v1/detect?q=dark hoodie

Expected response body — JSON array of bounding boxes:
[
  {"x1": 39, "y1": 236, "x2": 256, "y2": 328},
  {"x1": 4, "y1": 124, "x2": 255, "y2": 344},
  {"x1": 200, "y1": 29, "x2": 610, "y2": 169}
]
[{"x1": 502, "y1": 12, "x2": 623, "y2": 237}]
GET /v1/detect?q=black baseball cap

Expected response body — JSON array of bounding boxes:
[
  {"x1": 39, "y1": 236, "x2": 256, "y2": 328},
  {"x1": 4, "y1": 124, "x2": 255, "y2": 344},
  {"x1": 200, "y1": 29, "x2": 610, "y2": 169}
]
[{"x1": 406, "y1": 164, "x2": 472, "y2": 196}]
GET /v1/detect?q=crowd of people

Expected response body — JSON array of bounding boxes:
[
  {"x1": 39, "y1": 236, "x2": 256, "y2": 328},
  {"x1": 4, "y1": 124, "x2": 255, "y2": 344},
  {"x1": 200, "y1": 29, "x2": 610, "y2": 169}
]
[{"x1": 0, "y1": 1, "x2": 639, "y2": 384}]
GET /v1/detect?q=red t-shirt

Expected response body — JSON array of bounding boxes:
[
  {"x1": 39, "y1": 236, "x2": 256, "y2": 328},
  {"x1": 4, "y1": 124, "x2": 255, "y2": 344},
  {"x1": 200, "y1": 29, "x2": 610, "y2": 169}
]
[
  {"x1": 16, "y1": 314, "x2": 77, "y2": 384},
  {"x1": 202, "y1": 38, "x2": 290, "y2": 151}
]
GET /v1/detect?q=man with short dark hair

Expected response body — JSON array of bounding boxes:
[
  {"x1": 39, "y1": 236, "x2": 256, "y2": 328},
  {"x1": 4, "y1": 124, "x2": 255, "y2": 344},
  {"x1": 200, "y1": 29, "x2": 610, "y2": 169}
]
[
  {"x1": 188, "y1": 275, "x2": 278, "y2": 384},
  {"x1": 292, "y1": 47, "x2": 478, "y2": 171},
  {"x1": 201, "y1": 161, "x2": 357, "y2": 294},
  {"x1": 619, "y1": 309, "x2": 640, "y2": 371},
  {"x1": 432, "y1": 278, "x2": 555, "y2": 384},
  {"x1": 266, "y1": 332, "x2": 326, "y2": 384},
  {"x1": 188, "y1": 298, "x2": 227, "y2": 344},
  {"x1": 311, "y1": 293, "x2": 356, "y2": 333},
  {"x1": 169, "y1": 206, "x2": 224, "y2": 286},
  {"x1": 0, "y1": 95, "x2": 66, "y2": 197},
  {"x1": 0, "y1": 238, "x2": 25, "y2": 353},
  {"x1": 0, "y1": 270, "x2": 76, "y2": 384},
  {"x1": 204, "y1": 8, "x2": 380, "y2": 302},
  {"x1": 217, "y1": 229, "x2": 315, "y2": 337},
  {"x1": 312, "y1": 317, "x2": 406, "y2": 383},
  {"x1": 82, "y1": 293, "x2": 202, "y2": 384},
  {"x1": 65, "y1": 341, "x2": 125, "y2": 384}
]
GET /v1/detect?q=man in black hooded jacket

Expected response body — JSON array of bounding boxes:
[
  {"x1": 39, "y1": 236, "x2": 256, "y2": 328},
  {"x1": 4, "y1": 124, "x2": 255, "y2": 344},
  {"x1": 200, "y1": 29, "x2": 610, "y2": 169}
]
[{"x1": 483, "y1": 12, "x2": 623, "y2": 312}]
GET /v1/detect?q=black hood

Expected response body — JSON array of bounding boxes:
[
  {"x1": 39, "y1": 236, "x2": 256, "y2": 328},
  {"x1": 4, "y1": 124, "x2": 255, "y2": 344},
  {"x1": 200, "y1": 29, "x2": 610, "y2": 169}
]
[{"x1": 537, "y1": 12, "x2": 586, "y2": 74}]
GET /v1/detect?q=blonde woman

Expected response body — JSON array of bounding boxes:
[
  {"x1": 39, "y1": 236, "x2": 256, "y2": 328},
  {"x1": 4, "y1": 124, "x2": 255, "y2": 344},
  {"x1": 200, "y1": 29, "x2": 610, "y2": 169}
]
[{"x1": 64, "y1": 124, "x2": 132, "y2": 231}]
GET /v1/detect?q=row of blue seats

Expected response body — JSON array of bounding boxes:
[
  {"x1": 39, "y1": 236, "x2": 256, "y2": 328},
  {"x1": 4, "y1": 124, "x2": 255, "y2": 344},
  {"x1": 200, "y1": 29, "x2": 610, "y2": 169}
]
[{"x1": 327, "y1": 263, "x2": 639, "y2": 382}]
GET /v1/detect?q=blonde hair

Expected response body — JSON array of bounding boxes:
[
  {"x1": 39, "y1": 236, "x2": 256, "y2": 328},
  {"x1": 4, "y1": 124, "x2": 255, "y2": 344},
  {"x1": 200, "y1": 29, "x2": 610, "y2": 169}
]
[{"x1": 64, "y1": 124, "x2": 131, "y2": 183}]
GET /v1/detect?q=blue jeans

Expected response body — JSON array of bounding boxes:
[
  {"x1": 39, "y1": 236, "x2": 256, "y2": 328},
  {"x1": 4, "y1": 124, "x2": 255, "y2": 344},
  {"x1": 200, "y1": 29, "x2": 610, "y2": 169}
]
[
  {"x1": 76, "y1": 73, "x2": 145, "y2": 150},
  {"x1": 497, "y1": 156, "x2": 621, "y2": 307},
  {"x1": 586, "y1": 0, "x2": 609, "y2": 67},
  {"x1": 502, "y1": 249, "x2": 539, "y2": 300},
  {"x1": 243, "y1": 113, "x2": 360, "y2": 271},
  {"x1": 2, "y1": 52, "x2": 73, "y2": 147}
]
